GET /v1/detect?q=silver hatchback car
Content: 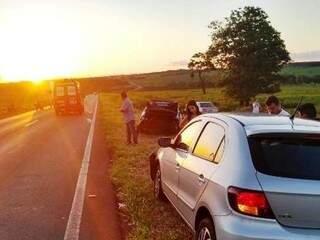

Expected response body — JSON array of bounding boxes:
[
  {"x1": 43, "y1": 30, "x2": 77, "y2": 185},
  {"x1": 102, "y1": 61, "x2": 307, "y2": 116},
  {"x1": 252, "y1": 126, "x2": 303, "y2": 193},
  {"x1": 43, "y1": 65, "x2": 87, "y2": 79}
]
[{"x1": 149, "y1": 113, "x2": 320, "y2": 240}]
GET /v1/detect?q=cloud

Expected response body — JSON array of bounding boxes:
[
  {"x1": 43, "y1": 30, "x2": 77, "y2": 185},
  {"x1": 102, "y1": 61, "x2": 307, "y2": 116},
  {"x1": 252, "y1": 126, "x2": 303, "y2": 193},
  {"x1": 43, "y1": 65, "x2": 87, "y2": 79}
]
[
  {"x1": 291, "y1": 50, "x2": 320, "y2": 62},
  {"x1": 169, "y1": 60, "x2": 189, "y2": 68}
]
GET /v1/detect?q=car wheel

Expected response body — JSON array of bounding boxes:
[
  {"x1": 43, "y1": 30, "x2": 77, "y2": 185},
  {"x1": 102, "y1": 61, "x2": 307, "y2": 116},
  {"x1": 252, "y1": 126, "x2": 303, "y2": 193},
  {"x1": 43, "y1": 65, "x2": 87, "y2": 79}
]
[
  {"x1": 196, "y1": 217, "x2": 216, "y2": 240},
  {"x1": 154, "y1": 166, "x2": 166, "y2": 201}
]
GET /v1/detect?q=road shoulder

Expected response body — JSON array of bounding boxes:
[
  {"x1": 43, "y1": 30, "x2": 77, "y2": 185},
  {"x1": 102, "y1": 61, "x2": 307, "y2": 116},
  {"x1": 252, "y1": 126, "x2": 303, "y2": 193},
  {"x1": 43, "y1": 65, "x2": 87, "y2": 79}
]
[{"x1": 79, "y1": 107, "x2": 122, "y2": 240}]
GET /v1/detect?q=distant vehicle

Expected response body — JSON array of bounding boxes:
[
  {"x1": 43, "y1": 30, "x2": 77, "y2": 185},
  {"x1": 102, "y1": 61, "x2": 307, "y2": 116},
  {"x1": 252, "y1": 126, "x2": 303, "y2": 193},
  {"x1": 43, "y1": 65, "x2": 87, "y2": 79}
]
[
  {"x1": 150, "y1": 113, "x2": 320, "y2": 239},
  {"x1": 34, "y1": 100, "x2": 45, "y2": 111},
  {"x1": 53, "y1": 80, "x2": 84, "y2": 115},
  {"x1": 137, "y1": 100, "x2": 179, "y2": 134},
  {"x1": 196, "y1": 101, "x2": 218, "y2": 113}
]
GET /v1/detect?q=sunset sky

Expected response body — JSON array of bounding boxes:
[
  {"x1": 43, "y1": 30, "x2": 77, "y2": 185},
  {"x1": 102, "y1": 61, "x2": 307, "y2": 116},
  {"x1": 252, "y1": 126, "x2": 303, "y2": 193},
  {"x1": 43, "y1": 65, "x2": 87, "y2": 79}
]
[{"x1": 1, "y1": 0, "x2": 320, "y2": 82}]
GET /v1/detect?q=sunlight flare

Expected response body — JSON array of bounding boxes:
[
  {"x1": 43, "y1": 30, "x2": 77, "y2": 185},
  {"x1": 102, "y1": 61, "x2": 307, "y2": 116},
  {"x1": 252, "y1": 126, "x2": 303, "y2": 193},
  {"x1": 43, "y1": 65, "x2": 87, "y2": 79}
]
[{"x1": 0, "y1": 8, "x2": 84, "y2": 82}]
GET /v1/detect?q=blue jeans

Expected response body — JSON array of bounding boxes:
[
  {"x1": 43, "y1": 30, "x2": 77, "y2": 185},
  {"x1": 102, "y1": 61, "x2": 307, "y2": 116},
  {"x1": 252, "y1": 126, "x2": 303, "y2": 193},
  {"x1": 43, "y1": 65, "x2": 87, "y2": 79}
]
[{"x1": 126, "y1": 120, "x2": 138, "y2": 144}]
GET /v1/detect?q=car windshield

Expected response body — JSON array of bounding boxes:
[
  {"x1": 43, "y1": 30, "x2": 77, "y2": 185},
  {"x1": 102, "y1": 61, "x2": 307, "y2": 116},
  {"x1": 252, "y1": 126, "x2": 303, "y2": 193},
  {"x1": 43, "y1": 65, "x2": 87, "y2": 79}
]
[
  {"x1": 56, "y1": 86, "x2": 65, "y2": 96},
  {"x1": 67, "y1": 86, "x2": 77, "y2": 96},
  {"x1": 249, "y1": 134, "x2": 320, "y2": 180}
]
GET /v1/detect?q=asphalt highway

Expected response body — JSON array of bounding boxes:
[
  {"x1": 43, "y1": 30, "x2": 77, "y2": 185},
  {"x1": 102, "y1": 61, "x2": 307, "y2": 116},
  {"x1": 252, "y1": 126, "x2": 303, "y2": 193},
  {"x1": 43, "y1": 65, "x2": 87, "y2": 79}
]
[{"x1": 0, "y1": 103, "x2": 121, "y2": 239}]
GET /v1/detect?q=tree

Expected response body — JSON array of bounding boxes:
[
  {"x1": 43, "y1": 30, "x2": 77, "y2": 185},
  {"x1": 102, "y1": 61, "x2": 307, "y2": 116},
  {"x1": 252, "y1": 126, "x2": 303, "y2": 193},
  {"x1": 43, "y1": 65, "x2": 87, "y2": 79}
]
[
  {"x1": 188, "y1": 52, "x2": 214, "y2": 94},
  {"x1": 207, "y1": 6, "x2": 290, "y2": 105}
]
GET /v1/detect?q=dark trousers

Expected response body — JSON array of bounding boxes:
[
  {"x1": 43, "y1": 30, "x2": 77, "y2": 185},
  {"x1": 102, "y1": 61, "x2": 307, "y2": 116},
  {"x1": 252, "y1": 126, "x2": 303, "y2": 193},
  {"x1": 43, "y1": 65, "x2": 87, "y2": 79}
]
[{"x1": 126, "y1": 120, "x2": 138, "y2": 144}]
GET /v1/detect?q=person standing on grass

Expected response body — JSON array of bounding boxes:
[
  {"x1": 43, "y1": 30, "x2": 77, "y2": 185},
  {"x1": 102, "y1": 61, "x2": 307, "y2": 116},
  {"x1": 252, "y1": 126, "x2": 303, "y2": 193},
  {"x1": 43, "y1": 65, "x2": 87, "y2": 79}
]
[
  {"x1": 265, "y1": 95, "x2": 290, "y2": 116},
  {"x1": 179, "y1": 100, "x2": 201, "y2": 129},
  {"x1": 120, "y1": 91, "x2": 138, "y2": 145}
]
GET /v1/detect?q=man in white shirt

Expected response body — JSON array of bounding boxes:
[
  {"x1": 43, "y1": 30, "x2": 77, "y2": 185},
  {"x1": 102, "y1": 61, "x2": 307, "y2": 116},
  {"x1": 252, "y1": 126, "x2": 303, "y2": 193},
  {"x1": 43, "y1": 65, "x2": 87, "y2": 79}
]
[
  {"x1": 120, "y1": 91, "x2": 138, "y2": 144},
  {"x1": 265, "y1": 95, "x2": 290, "y2": 116}
]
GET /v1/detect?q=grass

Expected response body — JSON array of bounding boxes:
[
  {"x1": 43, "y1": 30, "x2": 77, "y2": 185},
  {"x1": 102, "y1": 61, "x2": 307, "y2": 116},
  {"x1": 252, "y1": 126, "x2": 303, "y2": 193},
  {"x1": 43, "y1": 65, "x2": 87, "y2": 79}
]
[
  {"x1": 280, "y1": 66, "x2": 320, "y2": 77},
  {"x1": 128, "y1": 65, "x2": 320, "y2": 90},
  {"x1": 126, "y1": 88, "x2": 239, "y2": 111},
  {"x1": 100, "y1": 93, "x2": 193, "y2": 240},
  {"x1": 104, "y1": 84, "x2": 320, "y2": 114},
  {"x1": 257, "y1": 84, "x2": 320, "y2": 114},
  {"x1": 100, "y1": 84, "x2": 320, "y2": 240},
  {"x1": 129, "y1": 70, "x2": 221, "y2": 90}
]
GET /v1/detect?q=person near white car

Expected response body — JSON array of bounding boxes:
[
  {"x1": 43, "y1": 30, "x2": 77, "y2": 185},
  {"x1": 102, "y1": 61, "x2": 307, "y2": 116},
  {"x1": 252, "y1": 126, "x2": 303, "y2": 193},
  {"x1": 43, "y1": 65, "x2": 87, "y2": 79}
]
[
  {"x1": 252, "y1": 99, "x2": 261, "y2": 113},
  {"x1": 179, "y1": 100, "x2": 201, "y2": 129},
  {"x1": 265, "y1": 95, "x2": 290, "y2": 116}
]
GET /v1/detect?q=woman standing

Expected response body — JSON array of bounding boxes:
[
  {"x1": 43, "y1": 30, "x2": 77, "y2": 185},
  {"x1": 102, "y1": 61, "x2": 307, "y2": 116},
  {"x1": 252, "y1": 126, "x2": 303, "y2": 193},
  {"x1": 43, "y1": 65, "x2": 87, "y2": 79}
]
[{"x1": 179, "y1": 100, "x2": 201, "y2": 129}]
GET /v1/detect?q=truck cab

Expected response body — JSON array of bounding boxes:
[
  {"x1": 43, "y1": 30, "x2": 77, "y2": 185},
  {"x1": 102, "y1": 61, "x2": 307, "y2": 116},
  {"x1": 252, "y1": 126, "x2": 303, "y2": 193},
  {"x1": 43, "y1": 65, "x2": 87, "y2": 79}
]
[{"x1": 53, "y1": 80, "x2": 84, "y2": 115}]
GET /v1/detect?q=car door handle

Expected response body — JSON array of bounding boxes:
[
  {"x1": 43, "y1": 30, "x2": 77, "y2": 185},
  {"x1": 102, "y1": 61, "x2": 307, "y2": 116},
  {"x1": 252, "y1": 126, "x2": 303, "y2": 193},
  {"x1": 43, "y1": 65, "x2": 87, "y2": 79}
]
[
  {"x1": 175, "y1": 163, "x2": 180, "y2": 171},
  {"x1": 198, "y1": 174, "x2": 205, "y2": 184}
]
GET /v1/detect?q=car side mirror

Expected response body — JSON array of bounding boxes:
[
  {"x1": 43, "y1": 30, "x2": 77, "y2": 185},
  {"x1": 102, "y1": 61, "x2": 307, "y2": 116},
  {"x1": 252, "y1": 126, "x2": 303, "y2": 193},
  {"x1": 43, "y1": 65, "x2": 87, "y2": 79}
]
[{"x1": 158, "y1": 137, "x2": 173, "y2": 148}]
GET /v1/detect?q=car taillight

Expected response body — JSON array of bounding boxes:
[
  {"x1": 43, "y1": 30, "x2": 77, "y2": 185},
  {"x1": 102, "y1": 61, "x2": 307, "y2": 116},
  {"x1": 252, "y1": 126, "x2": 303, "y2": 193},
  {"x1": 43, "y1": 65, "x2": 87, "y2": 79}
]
[{"x1": 228, "y1": 187, "x2": 275, "y2": 219}]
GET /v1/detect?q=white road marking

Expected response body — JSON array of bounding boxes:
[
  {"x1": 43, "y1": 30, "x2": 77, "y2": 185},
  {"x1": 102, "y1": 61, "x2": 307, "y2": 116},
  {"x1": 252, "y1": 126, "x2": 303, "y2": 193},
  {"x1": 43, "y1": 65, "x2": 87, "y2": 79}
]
[
  {"x1": 25, "y1": 119, "x2": 39, "y2": 127},
  {"x1": 63, "y1": 95, "x2": 98, "y2": 240}
]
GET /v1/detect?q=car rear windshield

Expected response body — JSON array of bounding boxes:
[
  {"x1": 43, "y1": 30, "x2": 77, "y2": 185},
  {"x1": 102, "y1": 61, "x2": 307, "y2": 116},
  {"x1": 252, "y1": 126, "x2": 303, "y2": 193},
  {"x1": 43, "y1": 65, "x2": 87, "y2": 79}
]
[
  {"x1": 148, "y1": 101, "x2": 177, "y2": 111},
  {"x1": 154, "y1": 101, "x2": 170, "y2": 106},
  {"x1": 67, "y1": 86, "x2": 77, "y2": 96},
  {"x1": 56, "y1": 86, "x2": 65, "y2": 96},
  {"x1": 248, "y1": 133, "x2": 320, "y2": 180},
  {"x1": 200, "y1": 102, "x2": 213, "y2": 107}
]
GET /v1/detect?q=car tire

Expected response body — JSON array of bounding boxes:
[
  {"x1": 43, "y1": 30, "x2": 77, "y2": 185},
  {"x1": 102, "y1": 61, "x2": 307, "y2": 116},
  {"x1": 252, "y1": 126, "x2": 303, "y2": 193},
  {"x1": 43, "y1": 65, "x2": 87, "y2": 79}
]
[
  {"x1": 154, "y1": 166, "x2": 166, "y2": 201},
  {"x1": 195, "y1": 217, "x2": 216, "y2": 240}
]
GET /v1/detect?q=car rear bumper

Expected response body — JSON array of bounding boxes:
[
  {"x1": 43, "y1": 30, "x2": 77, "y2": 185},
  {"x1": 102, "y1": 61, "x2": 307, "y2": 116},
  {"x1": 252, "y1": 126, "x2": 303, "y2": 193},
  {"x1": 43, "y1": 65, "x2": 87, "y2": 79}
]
[
  {"x1": 138, "y1": 119, "x2": 178, "y2": 133},
  {"x1": 214, "y1": 212, "x2": 320, "y2": 240}
]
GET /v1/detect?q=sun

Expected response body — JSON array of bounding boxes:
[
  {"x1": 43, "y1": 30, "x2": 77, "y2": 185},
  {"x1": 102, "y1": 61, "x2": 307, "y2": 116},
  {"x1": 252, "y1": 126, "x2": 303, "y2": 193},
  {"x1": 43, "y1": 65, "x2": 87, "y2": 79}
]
[
  {"x1": 0, "y1": 9, "x2": 84, "y2": 82},
  {"x1": 31, "y1": 79, "x2": 43, "y2": 84}
]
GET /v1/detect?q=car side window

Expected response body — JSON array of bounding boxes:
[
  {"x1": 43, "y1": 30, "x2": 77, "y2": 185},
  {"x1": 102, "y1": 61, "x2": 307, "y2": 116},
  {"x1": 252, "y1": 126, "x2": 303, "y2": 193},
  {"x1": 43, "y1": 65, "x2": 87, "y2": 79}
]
[
  {"x1": 193, "y1": 122, "x2": 225, "y2": 162},
  {"x1": 175, "y1": 121, "x2": 202, "y2": 152}
]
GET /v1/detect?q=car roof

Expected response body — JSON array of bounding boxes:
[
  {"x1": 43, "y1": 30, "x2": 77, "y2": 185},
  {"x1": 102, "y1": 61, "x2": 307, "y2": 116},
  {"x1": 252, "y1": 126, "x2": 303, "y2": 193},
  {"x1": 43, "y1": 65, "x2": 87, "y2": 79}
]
[{"x1": 199, "y1": 112, "x2": 320, "y2": 134}]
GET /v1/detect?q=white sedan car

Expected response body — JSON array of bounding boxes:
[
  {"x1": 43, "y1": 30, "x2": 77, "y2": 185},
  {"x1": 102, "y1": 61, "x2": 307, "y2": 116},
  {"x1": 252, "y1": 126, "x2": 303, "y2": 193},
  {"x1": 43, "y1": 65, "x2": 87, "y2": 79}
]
[{"x1": 149, "y1": 113, "x2": 320, "y2": 240}]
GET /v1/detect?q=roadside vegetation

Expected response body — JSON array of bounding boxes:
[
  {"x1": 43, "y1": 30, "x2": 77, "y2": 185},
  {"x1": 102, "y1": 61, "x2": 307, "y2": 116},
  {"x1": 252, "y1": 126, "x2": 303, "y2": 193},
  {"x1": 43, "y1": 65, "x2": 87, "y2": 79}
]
[
  {"x1": 2, "y1": 60, "x2": 320, "y2": 120},
  {"x1": 100, "y1": 84, "x2": 320, "y2": 239},
  {"x1": 281, "y1": 63, "x2": 320, "y2": 77},
  {"x1": 105, "y1": 84, "x2": 320, "y2": 114},
  {"x1": 100, "y1": 93, "x2": 193, "y2": 240},
  {"x1": 0, "y1": 81, "x2": 51, "y2": 119},
  {"x1": 0, "y1": 77, "x2": 128, "y2": 119}
]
